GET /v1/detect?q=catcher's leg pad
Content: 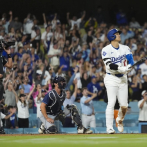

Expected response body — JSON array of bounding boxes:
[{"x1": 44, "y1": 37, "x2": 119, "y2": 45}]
[
  {"x1": 57, "y1": 110, "x2": 65, "y2": 125},
  {"x1": 66, "y1": 104, "x2": 82, "y2": 128},
  {"x1": 46, "y1": 125, "x2": 57, "y2": 134}
]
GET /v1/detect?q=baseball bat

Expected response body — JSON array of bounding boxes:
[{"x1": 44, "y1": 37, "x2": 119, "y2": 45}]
[{"x1": 129, "y1": 57, "x2": 146, "y2": 69}]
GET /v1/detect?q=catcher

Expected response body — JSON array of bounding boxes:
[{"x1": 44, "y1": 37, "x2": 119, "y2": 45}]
[{"x1": 38, "y1": 76, "x2": 93, "y2": 134}]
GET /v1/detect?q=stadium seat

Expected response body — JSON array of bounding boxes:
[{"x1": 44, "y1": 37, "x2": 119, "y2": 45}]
[
  {"x1": 29, "y1": 108, "x2": 33, "y2": 114},
  {"x1": 95, "y1": 113, "x2": 105, "y2": 120},
  {"x1": 125, "y1": 114, "x2": 138, "y2": 120},
  {"x1": 4, "y1": 128, "x2": 8, "y2": 134},
  {"x1": 29, "y1": 121, "x2": 32, "y2": 128},
  {"x1": 128, "y1": 127, "x2": 139, "y2": 133},
  {"x1": 94, "y1": 127, "x2": 106, "y2": 133},
  {"x1": 97, "y1": 101, "x2": 107, "y2": 107},
  {"x1": 123, "y1": 120, "x2": 137, "y2": 127},
  {"x1": 60, "y1": 127, "x2": 77, "y2": 134},
  {"x1": 129, "y1": 102, "x2": 139, "y2": 113},
  {"x1": 96, "y1": 119, "x2": 103, "y2": 127},
  {"x1": 24, "y1": 128, "x2": 39, "y2": 134},
  {"x1": 31, "y1": 120, "x2": 38, "y2": 128},
  {"x1": 29, "y1": 114, "x2": 37, "y2": 121},
  {"x1": 7, "y1": 128, "x2": 24, "y2": 134}
]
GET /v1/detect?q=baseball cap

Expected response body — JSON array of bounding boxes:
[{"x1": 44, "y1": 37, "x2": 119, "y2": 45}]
[
  {"x1": 141, "y1": 90, "x2": 147, "y2": 96},
  {"x1": 91, "y1": 75, "x2": 96, "y2": 79}
]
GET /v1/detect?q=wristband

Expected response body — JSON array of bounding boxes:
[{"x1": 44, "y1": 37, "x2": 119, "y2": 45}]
[{"x1": 7, "y1": 54, "x2": 12, "y2": 58}]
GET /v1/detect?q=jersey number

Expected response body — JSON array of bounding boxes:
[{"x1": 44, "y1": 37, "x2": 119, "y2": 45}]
[{"x1": 124, "y1": 60, "x2": 126, "y2": 66}]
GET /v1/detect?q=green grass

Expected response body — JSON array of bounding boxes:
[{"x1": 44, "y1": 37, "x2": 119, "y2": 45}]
[{"x1": 0, "y1": 134, "x2": 147, "y2": 147}]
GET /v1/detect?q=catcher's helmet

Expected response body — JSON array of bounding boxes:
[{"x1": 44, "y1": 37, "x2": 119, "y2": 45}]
[
  {"x1": 52, "y1": 76, "x2": 66, "y2": 89},
  {"x1": 107, "y1": 29, "x2": 122, "y2": 42}
]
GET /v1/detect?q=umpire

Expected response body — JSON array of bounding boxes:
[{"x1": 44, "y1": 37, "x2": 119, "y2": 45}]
[{"x1": 0, "y1": 45, "x2": 13, "y2": 134}]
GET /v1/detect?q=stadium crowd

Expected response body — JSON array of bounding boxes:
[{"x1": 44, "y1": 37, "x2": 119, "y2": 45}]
[{"x1": 0, "y1": 8, "x2": 147, "y2": 130}]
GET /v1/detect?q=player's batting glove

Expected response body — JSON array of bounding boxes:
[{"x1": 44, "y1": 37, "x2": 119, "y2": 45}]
[
  {"x1": 118, "y1": 65, "x2": 131, "y2": 74},
  {"x1": 126, "y1": 64, "x2": 132, "y2": 73}
]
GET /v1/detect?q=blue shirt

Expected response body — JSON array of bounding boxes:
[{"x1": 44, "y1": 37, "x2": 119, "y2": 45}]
[
  {"x1": 87, "y1": 82, "x2": 102, "y2": 100},
  {"x1": 80, "y1": 96, "x2": 93, "y2": 115},
  {"x1": 59, "y1": 56, "x2": 70, "y2": 71},
  {"x1": 19, "y1": 84, "x2": 31, "y2": 94}
]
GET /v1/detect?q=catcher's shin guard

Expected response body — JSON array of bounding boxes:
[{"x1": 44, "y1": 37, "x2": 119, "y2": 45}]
[
  {"x1": 46, "y1": 125, "x2": 57, "y2": 134},
  {"x1": 66, "y1": 104, "x2": 83, "y2": 128},
  {"x1": 0, "y1": 127, "x2": 5, "y2": 134}
]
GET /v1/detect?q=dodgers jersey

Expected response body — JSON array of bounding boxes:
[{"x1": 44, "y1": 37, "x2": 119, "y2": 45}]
[{"x1": 101, "y1": 44, "x2": 133, "y2": 74}]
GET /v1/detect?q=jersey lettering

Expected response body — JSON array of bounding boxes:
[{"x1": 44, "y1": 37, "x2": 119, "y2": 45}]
[{"x1": 111, "y1": 54, "x2": 126, "y2": 63}]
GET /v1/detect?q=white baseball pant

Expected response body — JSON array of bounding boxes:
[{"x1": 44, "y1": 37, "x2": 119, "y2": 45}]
[
  {"x1": 82, "y1": 114, "x2": 96, "y2": 128},
  {"x1": 104, "y1": 74, "x2": 128, "y2": 130}
]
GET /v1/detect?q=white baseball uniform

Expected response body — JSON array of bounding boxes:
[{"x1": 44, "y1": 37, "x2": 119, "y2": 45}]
[{"x1": 101, "y1": 44, "x2": 134, "y2": 130}]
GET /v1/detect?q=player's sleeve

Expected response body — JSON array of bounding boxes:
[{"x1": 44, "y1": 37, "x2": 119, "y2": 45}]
[
  {"x1": 42, "y1": 93, "x2": 50, "y2": 104},
  {"x1": 125, "y1": 47, "x2": 134, "y2": 66},
  {"x1": 101, "y1": 48, "x2": 118, "y2": 70}
]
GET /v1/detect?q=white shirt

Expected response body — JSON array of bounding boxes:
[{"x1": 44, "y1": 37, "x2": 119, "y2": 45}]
[
  {"x1": 31, "y1": 30, "x2": 40, "y2": 40},
  {"x1": 35, "y1": 97, "x2": 43, "y2": 118},
  {"x1": 101, "y1": 44, "x2": 132, "y2": 74},
  {"x1": 23, "y1": 19, "x2": 33, "y2": 34},
  {"x1": 139, "y1": 63, "x2": 147, "y2": 76},
  {"x1": 17, "y1": 100, "x2": 29, "y2": 118},
  {"x1": 41, "y1": 31, "x2": 53, "y2": 41},
  {"x1": 70, "y1": 18, "x2": 82, "y2": 30},
  {"x1": 138, "y1": 99, "x2": 147, "y2": 121},
  {"x1": 0, "y1": 112, "x2": 6, "y2": 127},
  {"x1": 51, "y1": 19, "x2": 60, "y2": 30},
  {"x1": 41, "y1": 71, "x2": 51, "y2": 85},
  {"x1": 48, "y1": 44, "x2": 61, "y2": 66},
  {"x1": 63, "y1": 95, "x2": 76, "y2": 108},
  {"x1": 74, "y1": 72, "x2": 82, "y2": 88}
]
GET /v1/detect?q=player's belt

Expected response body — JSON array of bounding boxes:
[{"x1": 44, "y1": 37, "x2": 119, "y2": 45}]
[{"x1": 107, "y1": 73, "x2": 124, "y2": 78}]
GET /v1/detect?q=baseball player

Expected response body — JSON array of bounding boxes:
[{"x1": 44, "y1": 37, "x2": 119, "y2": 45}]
[
  {"x1": 38, "y1": 76, "x2": 93, "y2": 134},
  {"x1": 101, "y1": 29, "x2": 134, "y2": 134}
]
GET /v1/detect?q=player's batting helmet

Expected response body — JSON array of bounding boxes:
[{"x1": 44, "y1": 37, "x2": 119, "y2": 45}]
[{"x1": 107, "y1": 29, "x2": 122, "y2": 42}]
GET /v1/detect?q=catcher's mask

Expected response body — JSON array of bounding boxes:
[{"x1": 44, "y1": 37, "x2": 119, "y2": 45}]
[{"x1": 53, "y1": 76, "x2": 66, "y2": 89}]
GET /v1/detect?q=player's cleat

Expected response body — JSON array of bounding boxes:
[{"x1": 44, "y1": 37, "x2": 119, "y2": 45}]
[
  {"x1": 116, "y1": 117, "x2": 124, "y2": 133},
  {"x1": 77, "y1": 126, "x2": 93, "y2": 134},
  {"x1": 77, "y1": 126, "x2": 84, "y2": 134},
  {"x1": 84, "y1": 128, "x2": 93, "y2": 134},
  {"x1": 107, "y1": 128, "x2": 115, "y2": 134},
  {"x1": 38, "y1": 124, "x2": 45, "y2": 134},
  {"x1": 0, "y1": 128, "x2": 5, "y2": 134}
]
